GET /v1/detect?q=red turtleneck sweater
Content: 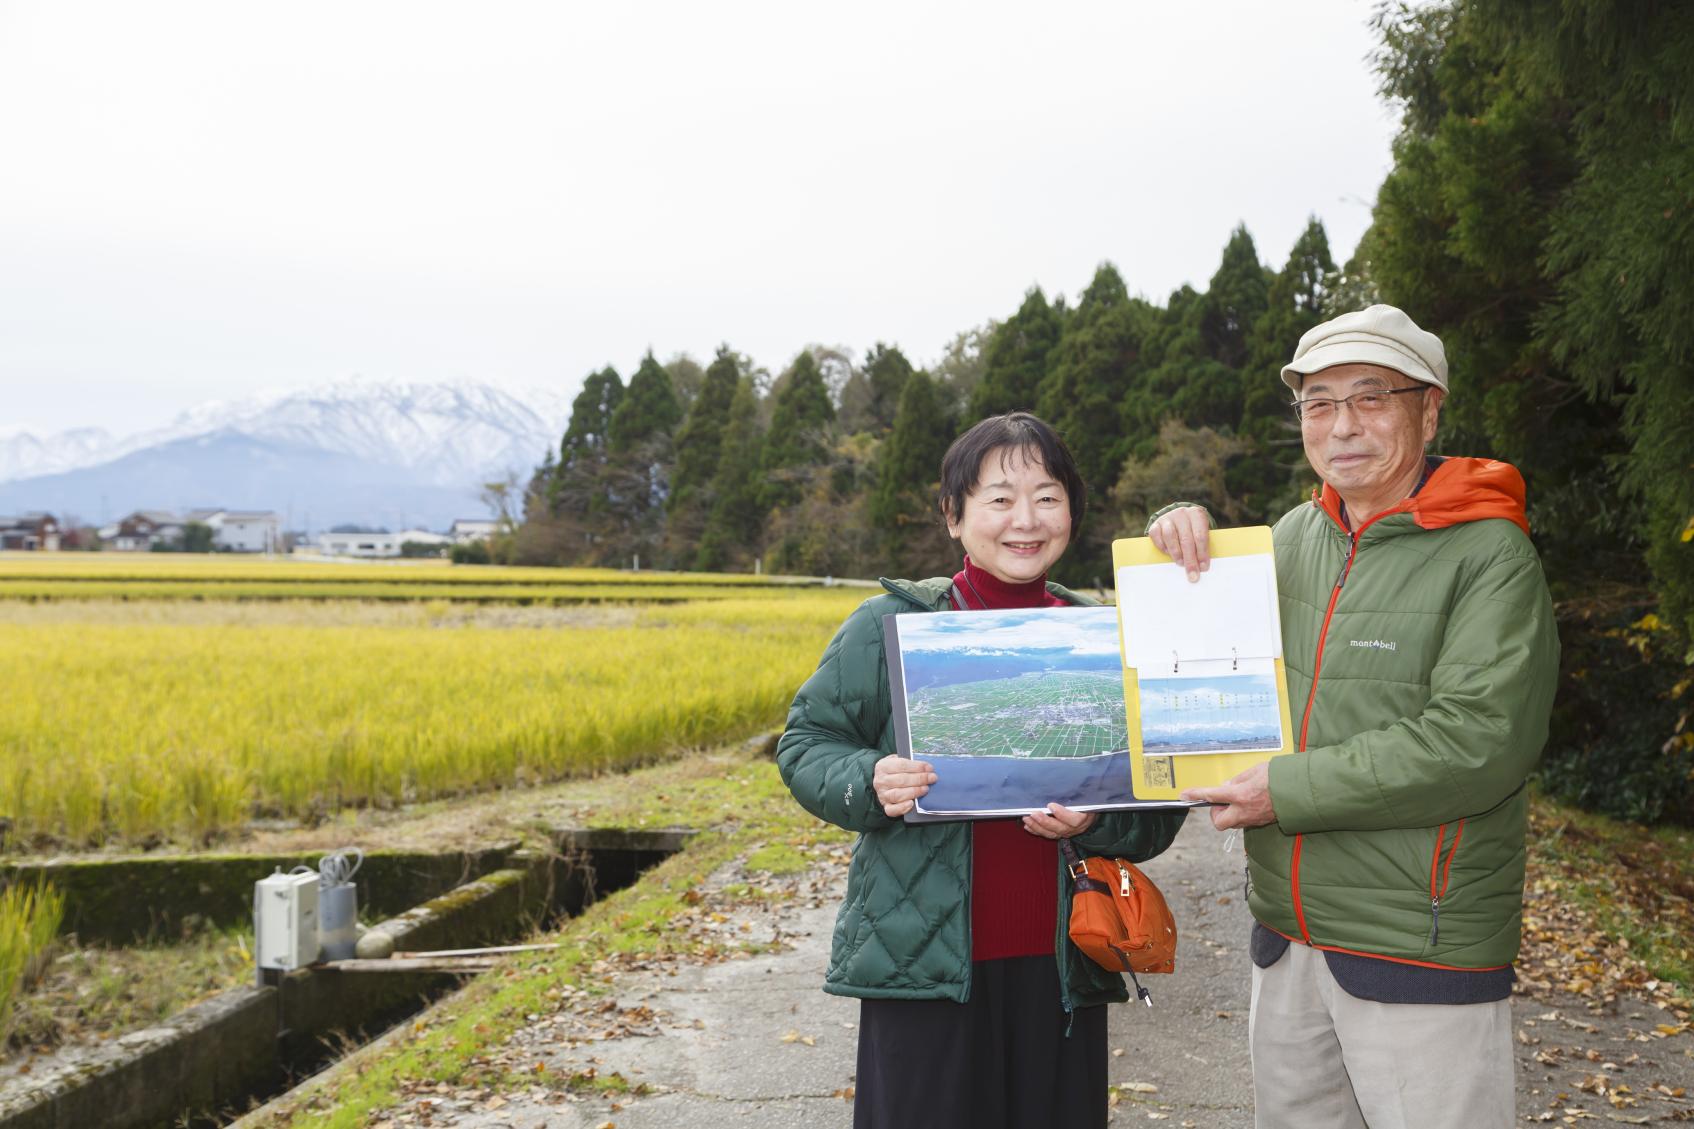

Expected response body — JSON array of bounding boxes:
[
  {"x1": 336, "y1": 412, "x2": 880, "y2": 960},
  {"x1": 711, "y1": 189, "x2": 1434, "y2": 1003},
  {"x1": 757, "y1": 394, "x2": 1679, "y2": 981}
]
[{"x1": 949, "y1": 555, "x2": 1068, "y2": 962}]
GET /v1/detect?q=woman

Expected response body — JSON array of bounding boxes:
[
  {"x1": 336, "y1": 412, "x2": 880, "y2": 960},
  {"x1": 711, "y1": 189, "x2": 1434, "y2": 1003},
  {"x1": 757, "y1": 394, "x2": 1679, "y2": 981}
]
[{"x1": 776, "y1": 412, "x2": 1185, "y2": 1129}]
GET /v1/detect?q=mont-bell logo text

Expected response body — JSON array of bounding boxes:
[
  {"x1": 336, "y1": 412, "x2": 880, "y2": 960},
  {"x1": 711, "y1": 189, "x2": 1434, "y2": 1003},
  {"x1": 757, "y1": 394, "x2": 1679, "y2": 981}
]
[{"x1": 1349, "y1": 639, "x2": 1398, "y2": 652}]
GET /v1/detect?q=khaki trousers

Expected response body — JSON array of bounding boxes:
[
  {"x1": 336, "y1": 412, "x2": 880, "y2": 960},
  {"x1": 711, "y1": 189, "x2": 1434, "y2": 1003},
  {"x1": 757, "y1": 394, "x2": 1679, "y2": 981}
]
[{"x1": 1249, "y1": 942, "x2": 1514, "y2": 1129}]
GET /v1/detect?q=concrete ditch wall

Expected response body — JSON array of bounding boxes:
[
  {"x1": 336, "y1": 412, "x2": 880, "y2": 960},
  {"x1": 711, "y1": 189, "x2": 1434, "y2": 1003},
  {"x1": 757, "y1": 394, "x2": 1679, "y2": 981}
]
[
  {"x1": 0, "y1": 844, "x2": 520, "y2": 944},
  {"x1": 0, "y1": 830, "x2": 688, "y2": 1129}
]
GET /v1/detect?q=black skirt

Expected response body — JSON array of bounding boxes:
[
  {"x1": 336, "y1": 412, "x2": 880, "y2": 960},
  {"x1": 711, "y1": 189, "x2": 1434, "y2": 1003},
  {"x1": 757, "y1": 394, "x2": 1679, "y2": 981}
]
[{"x1": 853, "y1": 955, "x2": 1108, "y2": 1129}]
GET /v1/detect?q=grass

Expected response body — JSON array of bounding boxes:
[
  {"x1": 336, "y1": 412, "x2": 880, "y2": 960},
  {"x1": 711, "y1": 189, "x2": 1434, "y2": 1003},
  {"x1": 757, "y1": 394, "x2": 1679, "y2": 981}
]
[
  {"x1": 1523, "y1": 792, "x2": 1694, "y2": 1003},
  {"x1": 0, "y1": 883, "x2": 64, "y2": 1045},
  {"x1": 743, "y1": 842, "x2": 810, "y2": 875},
  {"x1": 2, "y1": 919, "x2": 254, "y2": 1059},
  {"x1": 0, "y1": 590, "x2": 865, "y2": 848}
]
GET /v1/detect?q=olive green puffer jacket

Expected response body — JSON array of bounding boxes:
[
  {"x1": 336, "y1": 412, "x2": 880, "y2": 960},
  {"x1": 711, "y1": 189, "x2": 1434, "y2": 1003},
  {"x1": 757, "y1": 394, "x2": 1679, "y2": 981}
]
[
  {"x1": 1246, "y1": 458, "x2": 1559, "y2": 969},
  {"x1": 777, "y1": 576, "x2": 1186, "y2": 1008}
]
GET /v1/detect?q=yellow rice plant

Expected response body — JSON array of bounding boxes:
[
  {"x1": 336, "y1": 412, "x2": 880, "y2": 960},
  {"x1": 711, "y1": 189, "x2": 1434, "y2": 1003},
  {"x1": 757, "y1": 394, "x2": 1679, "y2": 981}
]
[
  {"x1": 0, "y1": 882, "x2": 63, "y2": 1043},
  {"x1": 0, "y1": 581, "x2": 843, "y2": 604},
  {"x1": 0, "y1": 553, "x2": 809, "y2": 587},
  {"x1": 0, "y1": 592, "x2": 869, "y2": 846}
]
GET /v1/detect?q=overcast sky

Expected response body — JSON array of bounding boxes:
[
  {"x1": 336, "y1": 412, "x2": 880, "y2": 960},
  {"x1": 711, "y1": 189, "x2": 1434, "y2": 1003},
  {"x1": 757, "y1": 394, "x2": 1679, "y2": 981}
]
[{"x1": 0, "y1": 1, "x2": 1397, "y2": 438}]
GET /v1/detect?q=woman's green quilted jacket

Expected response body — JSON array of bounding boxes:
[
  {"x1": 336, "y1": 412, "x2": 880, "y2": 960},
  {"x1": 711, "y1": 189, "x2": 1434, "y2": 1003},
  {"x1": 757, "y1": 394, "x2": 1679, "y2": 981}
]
[{"x1": 777, "y1": 576, "x2": 1186, "y2": 1008}]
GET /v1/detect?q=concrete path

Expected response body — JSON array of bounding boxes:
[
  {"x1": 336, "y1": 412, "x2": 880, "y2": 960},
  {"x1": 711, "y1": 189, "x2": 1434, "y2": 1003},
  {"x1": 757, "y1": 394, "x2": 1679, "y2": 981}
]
[{"x1": 355, "y1": 817, "x2": 1694, "y2": 1129}]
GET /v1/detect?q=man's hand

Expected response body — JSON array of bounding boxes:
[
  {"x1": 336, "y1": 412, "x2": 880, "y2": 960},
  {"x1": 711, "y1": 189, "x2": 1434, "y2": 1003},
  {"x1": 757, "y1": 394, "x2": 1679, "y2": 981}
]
[
  {"x1": 1147, "y1": 505, "x2": 1212, "y2": 582},
  {"x1": 1021, "y1": 803, "x2": 1098, "y2": 840},
  {"x1": 1181, "y1": 761, "x2": 1276, "y2": 830},
  {"x1": 873, "y1": 754, "x2": 937, "y2": 818}
]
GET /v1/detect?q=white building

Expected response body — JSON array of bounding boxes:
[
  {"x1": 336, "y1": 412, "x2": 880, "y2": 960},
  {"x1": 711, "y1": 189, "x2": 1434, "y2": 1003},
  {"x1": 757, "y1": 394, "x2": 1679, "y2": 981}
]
[
  {"x1": 449, "y1": 518, "x2": 498, "y2": 544},
  {"x1": 316, "y1": 529, "x2": 450, "y2": 558},
  {"x1": 205, "y1": 510, "x2": 281, "y2": 553}
]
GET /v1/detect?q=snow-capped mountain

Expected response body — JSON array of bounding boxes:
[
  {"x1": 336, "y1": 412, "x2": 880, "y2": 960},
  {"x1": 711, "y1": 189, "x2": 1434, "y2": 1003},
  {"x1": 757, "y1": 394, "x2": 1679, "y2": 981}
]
[
  {"x1": 0, "y1": 427, "x2": 119, "y2": 483},
  {"x1": 0, "y1": 377, "x2": 573, "y2": 529},
  {"x1": 2, "y1": 377, "x2": 569, "y2": 488}
]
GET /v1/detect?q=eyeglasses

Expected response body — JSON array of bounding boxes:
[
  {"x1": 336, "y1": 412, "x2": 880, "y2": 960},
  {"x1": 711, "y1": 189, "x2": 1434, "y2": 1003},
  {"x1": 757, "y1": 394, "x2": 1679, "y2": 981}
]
[{"x1": 1291, "y1": 385, "x2": 1429, "y2": 423}]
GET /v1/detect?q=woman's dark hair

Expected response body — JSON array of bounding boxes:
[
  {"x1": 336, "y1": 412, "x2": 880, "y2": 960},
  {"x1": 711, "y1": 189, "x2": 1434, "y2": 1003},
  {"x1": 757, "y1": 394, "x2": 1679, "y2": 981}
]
[{"x1": 937, "y1": 412, "x2": 1087, "y2": 533}]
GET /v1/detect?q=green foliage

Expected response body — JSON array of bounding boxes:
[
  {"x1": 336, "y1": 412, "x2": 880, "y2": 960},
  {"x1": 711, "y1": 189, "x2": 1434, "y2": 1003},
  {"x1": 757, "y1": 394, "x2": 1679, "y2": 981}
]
[
  {"x1": 759, "y1": 351, "x2": 835, "y2": 511},
  {"x1": 1124, "y1": 288, "x2": 1237, "y2": 465},
  {"x1": 1475, "y1": 0, "x2": 1694, "y2": 645},
  {"x1": 1539, "y1": 603, "x2": 1694, "y2": 825},
  {"x1": 871, "y1": 371, "x2": 956, "y2": 575},
  {"x1": 1362, "y1": 0, "x2": 1694, "y2": 820},
  {"x1": 1111, "y1": 420, "x2": 1248, "y2": 533},
  {"x1": 669, "y1": 347, "x2": 741, "y2": 509},
  {"x1": 1199, "y1": 224, "x2": 1272, "y2": 372},
  {"x1": 931, "y1": 324, "x2": 994, "y2": 418},
  {"x1": 972, "y1": 288, "x2": 1063, "y2": 418},
  {"x1": 1036, "y1": 265, "x2": 1151, "y2": 571},
  {"x1": 180, "y1": 523, "x2": 214, "y2": 554},
  {"x1": 449, "y1": 540, "x2": 491, "y2": 565},
  {"x1": 664, "y1": 354, "x2": 706, "y2": 411},
  {"x1": 1233, "y1": 218, "x2": 1336, "y2": 518},
  {"x1": 861, "y1": 343, "x2": 914, "y2": 434},
  {"x1": 146, "y1": 522, "x2": 216, "y2": 554},
  {"x1": 761, "y1": 434, "x2": 881, "y2": 578},
  {"x1": 608, "y1": 353, "x2": 682, "y2": 454},
  {"x1": 561, "y1": 367, "x2": 624, "y2": 468},
  {"x1": 697, "y1": 378, "x2": 766, "y2": 571}
]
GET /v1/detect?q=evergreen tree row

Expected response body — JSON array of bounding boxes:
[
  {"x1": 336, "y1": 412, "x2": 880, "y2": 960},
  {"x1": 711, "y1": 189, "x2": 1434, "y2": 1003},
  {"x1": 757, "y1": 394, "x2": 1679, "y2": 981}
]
[{"x1": 513, "y1": 220, "x2": 1340, "y2": 585}]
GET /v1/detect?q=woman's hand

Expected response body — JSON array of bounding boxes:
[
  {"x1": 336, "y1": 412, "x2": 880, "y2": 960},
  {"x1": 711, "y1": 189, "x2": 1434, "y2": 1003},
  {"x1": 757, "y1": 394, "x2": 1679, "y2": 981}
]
[
  {"x1": 1022, "y1": 803, "x2": 1097, "y2": 839},
  {"x1": 873, "y1": 755, "x2": 937, "y2": 818},
  {"x1": 1147, "y1": 505, "x2": 1212, "y2": 582}
]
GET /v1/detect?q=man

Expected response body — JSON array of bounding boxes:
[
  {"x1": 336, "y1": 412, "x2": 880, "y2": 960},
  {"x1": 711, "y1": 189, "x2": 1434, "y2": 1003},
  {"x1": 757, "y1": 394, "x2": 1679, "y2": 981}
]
[{"x1": 1149, "y1": 304, "x2": 1558, "y2": 1129}]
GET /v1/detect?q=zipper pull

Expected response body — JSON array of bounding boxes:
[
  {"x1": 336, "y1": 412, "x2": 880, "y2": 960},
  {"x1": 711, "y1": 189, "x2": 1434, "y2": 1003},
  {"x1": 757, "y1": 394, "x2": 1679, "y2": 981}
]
[
  {"x1": 1333, "y1": 536, "x2": 1359, "y2": 589},
  {"x1": 1428, "y1": 896, "x2": 1441, "y2": 946},
  {"x1": 1243, "y1": 864, "x2": 1252, "y2": 901},
  {"x1": 1118, "y1": 862, "x2": 1133, "y2": 897}
]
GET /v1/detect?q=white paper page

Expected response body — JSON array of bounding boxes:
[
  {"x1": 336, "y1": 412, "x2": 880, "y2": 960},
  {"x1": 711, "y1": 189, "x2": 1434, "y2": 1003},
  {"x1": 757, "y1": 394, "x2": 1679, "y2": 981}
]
[{"x1": 1118, "y1": 554, "x2": 1281, "y2": 672}]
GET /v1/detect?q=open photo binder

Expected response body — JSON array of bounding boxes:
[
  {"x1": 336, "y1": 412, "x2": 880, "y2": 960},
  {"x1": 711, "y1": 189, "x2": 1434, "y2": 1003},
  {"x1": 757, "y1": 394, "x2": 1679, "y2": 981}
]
[{"x1": 1112, "y1": 526, "x2": 1297, "y2": 800}]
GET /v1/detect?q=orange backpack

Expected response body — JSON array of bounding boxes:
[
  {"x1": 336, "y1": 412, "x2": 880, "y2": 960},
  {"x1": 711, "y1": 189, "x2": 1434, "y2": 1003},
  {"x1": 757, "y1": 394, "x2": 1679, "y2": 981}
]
[{"x1": 1059, "y1": 838, "x2": 1177, "y2": 1005}]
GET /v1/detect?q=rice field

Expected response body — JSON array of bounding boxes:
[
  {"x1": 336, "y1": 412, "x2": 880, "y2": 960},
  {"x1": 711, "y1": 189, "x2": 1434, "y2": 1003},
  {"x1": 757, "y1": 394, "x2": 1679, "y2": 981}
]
[
  {"x1": 0, "y1": 580, "x2": 841, "y2": 603},
  {"x1": 0, "y1": 553, "x2": 841, "y2": 604},
  {"x1": 0, "y1": 555, "x2": 869, "y2": 848}
]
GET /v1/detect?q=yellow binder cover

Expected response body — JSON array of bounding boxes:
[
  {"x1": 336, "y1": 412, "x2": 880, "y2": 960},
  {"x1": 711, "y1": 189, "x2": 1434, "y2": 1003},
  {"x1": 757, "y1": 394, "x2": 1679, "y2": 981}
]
[{"x1": 1112, "y1": 526, "x2": 1296, "y2": 800}]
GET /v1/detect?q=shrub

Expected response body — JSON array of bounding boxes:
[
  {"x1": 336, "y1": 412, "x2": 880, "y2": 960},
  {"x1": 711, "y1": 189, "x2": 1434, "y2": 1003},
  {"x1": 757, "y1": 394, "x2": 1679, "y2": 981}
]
[{"x1": 1538, "y1": 596, "x2": 1694, "y2": 826}]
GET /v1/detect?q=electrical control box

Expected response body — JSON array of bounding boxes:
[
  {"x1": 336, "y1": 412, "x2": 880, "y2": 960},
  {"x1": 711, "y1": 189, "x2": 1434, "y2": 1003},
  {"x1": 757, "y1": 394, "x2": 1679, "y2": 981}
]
[{"x1": 254, "y1": 869, "x2": 321, "y2": 970}]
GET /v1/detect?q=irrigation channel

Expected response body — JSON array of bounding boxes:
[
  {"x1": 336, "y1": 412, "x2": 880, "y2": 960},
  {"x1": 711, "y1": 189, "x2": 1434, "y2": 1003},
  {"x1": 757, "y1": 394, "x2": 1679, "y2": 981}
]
[{"x1": 0, "y1": 826, "x2": 690, "y2": 1129}]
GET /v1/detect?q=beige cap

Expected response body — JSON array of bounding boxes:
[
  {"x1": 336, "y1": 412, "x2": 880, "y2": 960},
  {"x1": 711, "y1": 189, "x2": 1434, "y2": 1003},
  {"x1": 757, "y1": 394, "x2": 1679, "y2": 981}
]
[{"x1": 1280, "y1": 304, "x2": 1448, "y2": 393}]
